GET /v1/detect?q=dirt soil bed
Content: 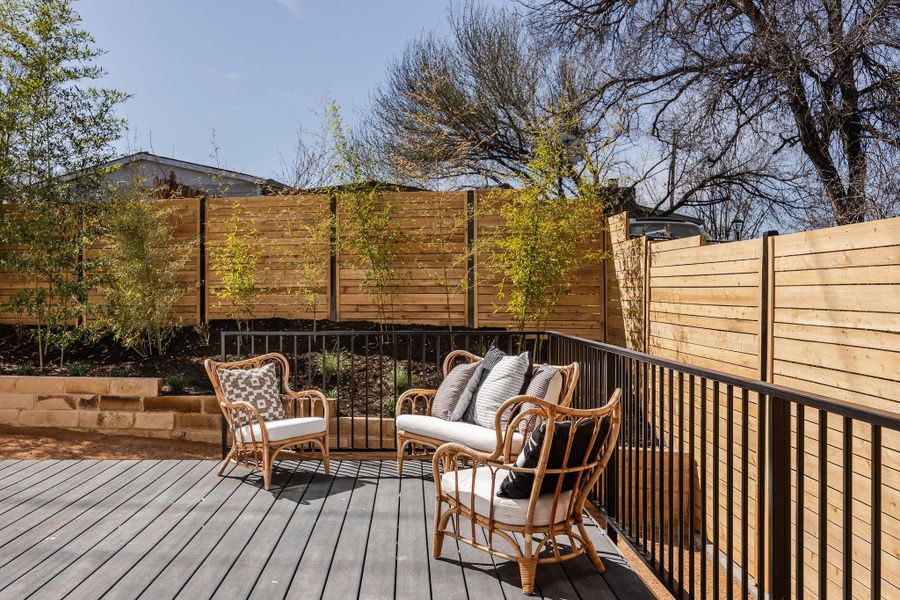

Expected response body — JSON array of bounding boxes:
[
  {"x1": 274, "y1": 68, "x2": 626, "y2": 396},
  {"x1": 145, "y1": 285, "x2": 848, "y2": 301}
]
[
  {"x1": 0, "y1": 318, "x2": 475, "y2": 397},
  {"x1": 0, "y1": 425, "x2": 219, "y2": 460}
]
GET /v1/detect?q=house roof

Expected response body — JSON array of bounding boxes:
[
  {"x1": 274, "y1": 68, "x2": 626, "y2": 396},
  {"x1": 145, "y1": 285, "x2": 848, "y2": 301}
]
[{"x1": 107, "y1": 152, "x2": 288, "y2": 190}]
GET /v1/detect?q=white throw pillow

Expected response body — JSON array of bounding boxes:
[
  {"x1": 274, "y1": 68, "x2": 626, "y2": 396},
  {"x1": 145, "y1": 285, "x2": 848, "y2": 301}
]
[{"x1": 471, "y1": 352, "x2": 530, "y2": 430}]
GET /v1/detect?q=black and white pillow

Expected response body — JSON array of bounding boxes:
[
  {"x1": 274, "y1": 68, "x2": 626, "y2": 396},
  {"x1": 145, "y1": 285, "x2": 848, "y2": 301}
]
[
  {"x1": 497, "y1": 418, "x2": 610, "y2": 499},
  {"x1": 217, "y1": 362, "x2": 285, "y2": 425},
  {"x1": 471, "y1": 352, "x2": 531, "y2": 430}
]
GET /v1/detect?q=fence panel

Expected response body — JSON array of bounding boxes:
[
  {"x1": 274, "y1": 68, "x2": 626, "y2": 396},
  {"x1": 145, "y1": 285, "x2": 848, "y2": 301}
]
[
  {"x1": 336, "y1": 191, "x2": 468, "y2": 327},
  {"x1": 205, "y1": 194, "x2": 330, "y2": 321},
  {"x1": 771, "y1": 218, "x2": 900, "y2": 599}
]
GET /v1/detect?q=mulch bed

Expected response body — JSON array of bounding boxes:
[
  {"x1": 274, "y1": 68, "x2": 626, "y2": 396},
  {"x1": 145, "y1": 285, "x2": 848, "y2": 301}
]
[{"x1": 0, "y1": 319, "x2": 500, "y2": 416}]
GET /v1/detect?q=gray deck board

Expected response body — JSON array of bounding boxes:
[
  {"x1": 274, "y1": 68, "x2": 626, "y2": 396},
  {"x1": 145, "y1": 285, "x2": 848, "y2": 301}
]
[
  {"x1": 0, "y1": 461, "x2": 194, "y2": 598},
  {"x1": 357, "y1": 461, "x2": 399, "y2": 600},
  {"x1": 23, "y1": 461, "x2": 215, "y2": 600},
  {"x1": 0, "y1": 459, "x2": 655, "y2": 600}
]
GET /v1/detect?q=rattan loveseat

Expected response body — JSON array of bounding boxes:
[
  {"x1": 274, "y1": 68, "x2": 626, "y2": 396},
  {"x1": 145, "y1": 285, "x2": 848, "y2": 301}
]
[{"x1": 395, "y1": 349, "x2": 580, "y2": 475}]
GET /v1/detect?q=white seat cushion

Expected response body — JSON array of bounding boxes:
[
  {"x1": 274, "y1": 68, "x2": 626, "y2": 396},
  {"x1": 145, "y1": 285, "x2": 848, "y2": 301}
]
[
  {"x1": 440, "y1": 467, "x2": 573, "y2": 526},
  {"x1": 239, "y1": 416, "x2": 326, "y2": 443},
  {"x1": 396, "y1": 414, "x2": 523, "y2": 452}
]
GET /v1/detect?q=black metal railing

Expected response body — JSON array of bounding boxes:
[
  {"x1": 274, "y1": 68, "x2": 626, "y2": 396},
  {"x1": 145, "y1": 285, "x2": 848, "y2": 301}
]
[
  {"x1": 220, "y1": 329, "x2": 898, "y2": 600},
  {"x1": 551, "y1": 332, "x2": 898, "y2": 600},
  {"x1": 220, "y1": 329, "x2": 553, "y2": 450}
]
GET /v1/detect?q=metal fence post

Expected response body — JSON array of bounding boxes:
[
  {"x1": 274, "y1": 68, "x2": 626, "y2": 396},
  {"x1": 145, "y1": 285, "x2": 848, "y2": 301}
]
[{"x1": 767, "y1": 394, "x2": 791, "y2": 600}]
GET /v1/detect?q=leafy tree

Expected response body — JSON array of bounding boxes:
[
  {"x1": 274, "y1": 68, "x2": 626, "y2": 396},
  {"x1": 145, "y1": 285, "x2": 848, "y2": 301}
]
[
  {"x1": 0, "y1": 0, "x2": 127, "y2": 368},
  {"x1": 98, "y1": 196, "x2": 191, "y2": 356},
  {"x1": 209, "y1": 216, "x2": 263, "y2": 331},
  {"x1": 415, "y1": 193, "x2": 470, "y2": 330},
  {"x1": 486, "y1": 118, "x2": 608, "y2": 333},
  {"x1": 329, "y1": 103, "x2": 406, "y2": 329},
  {"x1": 281, "y1": 198, "x2": 333, "y2": 333}
]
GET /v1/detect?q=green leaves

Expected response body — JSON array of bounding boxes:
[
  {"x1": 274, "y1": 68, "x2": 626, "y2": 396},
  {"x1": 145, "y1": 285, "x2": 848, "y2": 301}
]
[
  {"x1": 486, "y1": 121, "x2": 609, "y2": 332},
  {"x1": 0, "y1": 0, "x2": 126, "y2": 367},
  {"x1": 98, "y1": 197, "x2": 190, "y2": 356},
  {"x1": 209, "y1": 216, "x2": 262, "y2": 331}
]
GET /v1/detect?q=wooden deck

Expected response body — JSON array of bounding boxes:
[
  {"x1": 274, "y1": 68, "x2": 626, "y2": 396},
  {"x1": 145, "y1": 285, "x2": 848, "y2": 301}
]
[{"x1": 0, "y1": 459, "x2": 653, "y2": 600}]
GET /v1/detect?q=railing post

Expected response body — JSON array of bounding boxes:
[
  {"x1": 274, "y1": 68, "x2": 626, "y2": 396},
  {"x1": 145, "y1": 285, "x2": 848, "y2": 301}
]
[
  {"x1": 604, "y1": 350, "x2": 619, "y2": 543},
  {"x1": 767, "y1": 394, "x2": 791, "y2": 600},
  {"x1": 220, "y1": 330, "x2": 228, "y2": 459}
]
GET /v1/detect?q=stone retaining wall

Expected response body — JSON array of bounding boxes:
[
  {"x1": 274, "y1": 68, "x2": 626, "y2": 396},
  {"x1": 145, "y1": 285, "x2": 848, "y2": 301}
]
[
  {"x1": 0, "y1": 376, "x2": 220, "y2": 445},
  {"x1": 0, "y1": 376, "x2": 398, "y2": 449}
]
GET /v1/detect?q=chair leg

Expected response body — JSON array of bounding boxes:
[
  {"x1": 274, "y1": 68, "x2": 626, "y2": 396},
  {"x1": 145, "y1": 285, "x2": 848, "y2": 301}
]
[
  {"x1": 396, "y1": 438, "x2": 407, "y2": 477},
  {"x1": 218, "y1": 446, "x2": 235, "y2": 475},
  {"x1": 262, "y1": 450, "x2": 272, "y2": 491},
  {"x1": 517, "y1": 558, "x2": 538, "y2": 595},
  {"x1": 432, "y1": 498, "x2": 445, "y2": 558},
  {"x1": 577, "y1": 521, "x2": 606, "y2": 573},
  {"x1": 321, "y1": 436, "x2": 330, "y2": 475}
]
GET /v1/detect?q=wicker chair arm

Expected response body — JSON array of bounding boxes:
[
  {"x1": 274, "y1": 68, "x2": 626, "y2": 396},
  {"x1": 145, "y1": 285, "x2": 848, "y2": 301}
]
[
  {"x1": 441, "y1": 349, "x2": 481, "y2": 376},
  {"x1": 283, "y1": 388, "x2": 330, "y2": 422},
  {"x1": 432, "y1": 441, "x2": 496, "y2": 481},
  {"x1": 220, "y1": 399, "x2": 269, "y2": 447},
  {"x1": 396, "y1": 388, "x2": 437, "y2": 416}
]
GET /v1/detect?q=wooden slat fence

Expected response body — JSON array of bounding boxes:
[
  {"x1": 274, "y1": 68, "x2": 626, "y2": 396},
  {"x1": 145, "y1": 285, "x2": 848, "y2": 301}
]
[{"x1": 607, "y1": 212, "x2": 900, "y2": 599}]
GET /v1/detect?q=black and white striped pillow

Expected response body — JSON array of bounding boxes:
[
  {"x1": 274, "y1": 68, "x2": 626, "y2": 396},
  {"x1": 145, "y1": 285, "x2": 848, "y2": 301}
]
[{"x1": 471, "y1": 352, "x2": 531, "y2": 430}]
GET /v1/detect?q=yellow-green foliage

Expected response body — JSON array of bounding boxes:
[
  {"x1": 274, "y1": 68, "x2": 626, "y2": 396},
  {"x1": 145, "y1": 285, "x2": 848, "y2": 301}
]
[
  {"x1": 328, "y1": 102, "x2": 405, "y2": 329},
  {"x1": 99, "y1": 197, "x2": 190, "y2": 355},
  {"x1": 210, "y1": 217, "x2": 262, "y2": 331},
  {"x1": 488, "y1": 122, "x2": 608, "y2": 332}
]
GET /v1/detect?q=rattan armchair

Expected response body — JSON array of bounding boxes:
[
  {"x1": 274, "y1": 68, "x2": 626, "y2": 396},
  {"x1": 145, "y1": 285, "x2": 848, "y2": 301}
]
[
  {"x1": 432, "y1": 389, "x2": 621, "y2": 595},
  {"x1": 396, "y1": 349, "x2": 580, "y2": 475},
  {"x1": 204, "y1": 352, "x2": 330, "y2": 490}
]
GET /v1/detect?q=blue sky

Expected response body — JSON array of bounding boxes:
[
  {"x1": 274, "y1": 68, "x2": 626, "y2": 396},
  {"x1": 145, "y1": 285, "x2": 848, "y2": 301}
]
[{"x1": 77, "y1": 0, "x2": 508, "y2": 180}]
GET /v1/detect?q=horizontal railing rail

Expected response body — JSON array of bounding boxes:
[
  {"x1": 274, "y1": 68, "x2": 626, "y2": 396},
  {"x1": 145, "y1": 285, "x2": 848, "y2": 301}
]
[{"x1": 220, "y1": 328, "x2": 898, "y2": 600}]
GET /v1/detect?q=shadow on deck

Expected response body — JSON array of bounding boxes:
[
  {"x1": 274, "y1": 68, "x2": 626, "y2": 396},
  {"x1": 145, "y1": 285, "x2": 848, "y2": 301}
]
[{"x1": 0, "y1": 458, "x2": 655, "y2": 599}]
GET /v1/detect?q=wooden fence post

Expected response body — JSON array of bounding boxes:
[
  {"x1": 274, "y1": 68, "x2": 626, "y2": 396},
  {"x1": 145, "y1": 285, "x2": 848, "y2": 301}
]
[
  {"x1": 466, "y1": 190, "x2": 476, "y2": 329},
  {"x1": 329, "y1": 194, "x2": 337, "y2": 322},
  {"x1": 199, "y1": 196, "x2": 207, "y2": 324}
]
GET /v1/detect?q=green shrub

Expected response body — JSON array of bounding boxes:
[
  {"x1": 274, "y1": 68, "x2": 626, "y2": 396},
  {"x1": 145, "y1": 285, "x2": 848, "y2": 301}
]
[
  {"x1": 209, "y1": 218, "x2": 262, "y2": 332},
  {"x1": 311, "y1": 349, "x2": 350, "y2": 383},
  {"x1": 98, "y1": 197, "x2": 191, "y2": 356},
  {"x1": 381, "y1": 396, "x2": 397, "y2": 418},
  {"x1": 165, "y1": 374, "x2": 189, "y2": 395},
  {"x1": 64, "y1": 361, "x2": 88, "y2": 376},
  {"x1": 16, "y1": 364, "x2": 38, "y2": 376},
  {"x1": 387, "y1": 365, "x2": 420, "y2": 394},
  {"x1": 109, "y1": 367, "x2": 134, "y2": 378}
]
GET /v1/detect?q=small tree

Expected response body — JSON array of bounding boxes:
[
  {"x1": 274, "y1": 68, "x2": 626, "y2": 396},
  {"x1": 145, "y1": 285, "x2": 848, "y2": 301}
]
[
  {"x1": 99, "y1": 196, "x2": 191, "y2": 356},
  {"x1": 487, "y1": 120, "x2": 608, "y2": 334},
  {"x1": 210, "y1": 217, "x2": 262, "y2": 331},
  {"x1": 0, "y1": 0, "x2": 127, "y2": 368},
  {"x1": 328, "y1": 103, "x2": 405, "y2": 330},
  {"x1": 280, "y1": 198, "x2": 333, "y2": 332},
  {"x1": 416, "y1": 193, "x2": 470, "y2": 330}
]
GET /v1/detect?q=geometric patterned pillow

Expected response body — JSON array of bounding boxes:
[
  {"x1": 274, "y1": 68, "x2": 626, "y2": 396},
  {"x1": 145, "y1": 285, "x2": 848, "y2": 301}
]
[{"x1": 217, "y1": 362, "x2": 285, "y2": 426}]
